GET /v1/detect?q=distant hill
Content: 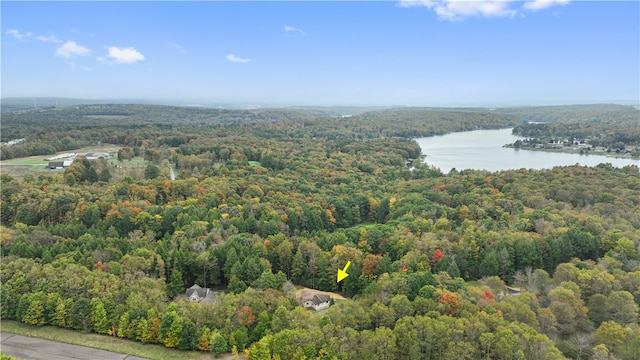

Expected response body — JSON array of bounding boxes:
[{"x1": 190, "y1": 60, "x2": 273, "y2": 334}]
[
  {"x1": 1, "y1": 97, "x2": 384, "y2": 114},
  {"x1": 0, "y1": 97, "x2": 157, "y2": 113}
]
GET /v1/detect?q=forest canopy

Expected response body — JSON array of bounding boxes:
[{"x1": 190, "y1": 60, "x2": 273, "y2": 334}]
[{"x1": 1, "y1": 103, "x2": 639, "y2": 359}]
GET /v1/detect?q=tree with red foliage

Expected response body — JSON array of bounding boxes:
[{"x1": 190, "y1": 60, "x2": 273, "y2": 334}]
[{"x1": 430, "y1": 249, "x2": 444, "y2": 264}]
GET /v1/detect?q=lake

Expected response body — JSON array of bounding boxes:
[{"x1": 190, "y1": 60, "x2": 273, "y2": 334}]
[{"x1": 414, "y1": 128, "x2": 639, "y2": 173}]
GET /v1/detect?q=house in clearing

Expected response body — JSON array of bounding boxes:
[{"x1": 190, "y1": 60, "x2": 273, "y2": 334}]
[
  {"x1": 302, "y1": 294, "x2": 331, "y2": 311},
  {"x1": 47, "y1": 161, "x2": 65, "y2": 170},
  {"x1": 505, "y1": 286, "x2": 521, "y2": 296},
  {"x1": 185, "y1": 284, "x2": 216, "y2": 303}
]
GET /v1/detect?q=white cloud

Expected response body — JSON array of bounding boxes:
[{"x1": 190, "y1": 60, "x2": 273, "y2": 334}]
[
  {"x1": 226, "y1": 54, "x2": 251, "y2": 63},
  {"x1": 399, "y1": 0, "x2": 517, "y2": 20},
  {"x1": 6, "y1": 29, "x2": 32, "y2": 41},
  {"x1": 56, "y1": 41, "x2": 91, "y2": 58},
  {"x1": 107, "y1": 46, "x2": 145, "y2": 64},
  {"x1": 284, "y1": 25, "x2": 306, "y2": 35},
  {"x1": 523, "y1": 0, "x2": 570, "y2": 11},
  {"x1": 400, "y1": 0, "x2": 570, "y2": 20},
  {"x1": 36, "y1": 34, "x2": 62, "y2": 43}
]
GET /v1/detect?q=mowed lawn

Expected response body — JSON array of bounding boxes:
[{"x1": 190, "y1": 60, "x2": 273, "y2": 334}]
[{"x1": 0, "y1": 144, "x2": 152, "y2": 180}]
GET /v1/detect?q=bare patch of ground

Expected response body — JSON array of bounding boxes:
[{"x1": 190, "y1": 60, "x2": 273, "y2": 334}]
[{"x1": 295, "y1": 287, "x2": 348, "y2": 301}]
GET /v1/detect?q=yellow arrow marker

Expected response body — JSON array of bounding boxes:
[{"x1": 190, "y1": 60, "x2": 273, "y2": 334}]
[{"x1": 337, "y1": 261, "x2": 351, "y2": 283}]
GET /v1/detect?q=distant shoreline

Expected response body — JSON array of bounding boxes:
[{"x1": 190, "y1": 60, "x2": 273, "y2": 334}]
[{"x1": 503, "y1": 144, "x2": 640, "y2": 160}]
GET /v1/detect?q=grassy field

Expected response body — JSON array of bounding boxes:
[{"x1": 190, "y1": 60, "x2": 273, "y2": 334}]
[
  {"x1": 0, "y1": 321, "x2": 240, "y2": 360},
  {"x1": 0, "y1": 144, "x2": 151, "y2": 181}
]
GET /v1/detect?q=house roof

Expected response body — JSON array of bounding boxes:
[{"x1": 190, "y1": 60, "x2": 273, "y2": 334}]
[
  {"x1": 304, "y1": 294, "x2": 330, "y2": 305},
  {"x1": 186, "y1": 284, "x2": 208, "y2": 298},
  {"x1": 48, "y1": 162, "x2": 64, "y2": 168}
]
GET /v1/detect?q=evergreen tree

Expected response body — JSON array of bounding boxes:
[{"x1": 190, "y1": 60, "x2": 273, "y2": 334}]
[
  {"x1": 167, "y1": 269, "x2": 184, "y2": 299},
  {"x1": 71, "y1": 297, "x2": 92, "y2": 331},
  {"x1": 178, "y1": 320, "x2": 197, "y2": 350}
]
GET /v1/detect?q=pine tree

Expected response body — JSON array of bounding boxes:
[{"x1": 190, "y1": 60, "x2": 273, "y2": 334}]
[
  {"x1": 291, "y1": 251, "x2": 305, "y2": 283},
  {"x1": 167, "y1": 269, "x2": 184, "y2": 299},
  {"x1": 178, "y1": 320, "x2": 197, "y2": 350}
]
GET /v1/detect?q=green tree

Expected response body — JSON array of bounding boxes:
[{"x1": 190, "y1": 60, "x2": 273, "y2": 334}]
[
  {"x1": 230, "y1": 327, "x2": 249, "y2": 351},
  {"x1": 548, "y1": 286, "x2": 588, "y2": 337},
  {"x1": 167, "y1": 269, "x2": 184, "y2": 299},
  {"x1": 22, "y1": 294, "x2": 46, "y2": 326},
  {"x1": 117, "y1": 312, "x2": 130, "y2": 338},
  {"x1": 363, "y1": 327, "x2": 397, "y2": 360},
  {"x1": 271, "y1": 306, "x2": 291, "y2": 334},
  {"x1": 178, "y1": 320, "x2": 197, "y2": 350},
  {"x1": 90, "y1": 297, "x2": 108, "y2": 334},
  {"x1": 607, "y1": 291, "x2": 638, "y2": 325},
  {"x1": 479, "y1": 251, "x2": 499, "y2": 277},
  {"x1": 594, "y1": 321, "x2": 627, "y2": 353},
  {"x1": 144, "y1": 164, "x2": 161, "y2": 179},
  {"x1": 210, "y1": 329, "x2": 228, "y2": 357},
  {"x1": 71, "y1": 297, "x2": 92, "y2": 331},
  {"x1": 0, "y1": 284, "x2": 17, "y2": 320},
  {"x1": 159, "y1": 310, "x2": 177, "y2": 343},
  {"x1": 389, "y1": 294, "x2": 414, "y2": 321},
  {"x1": 55, "y1": 300, "x2": 68, "y2": 328},
  {"x1": 164, "y1": 315, "x2": 183, "y2": 348},
  {"x1": 252, "y1": 311, "x2": 271, "y2": 343}
]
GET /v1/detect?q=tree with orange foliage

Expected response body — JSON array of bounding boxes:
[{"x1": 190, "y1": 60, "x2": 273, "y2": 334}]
[
  {"x1": 438, "y1": 290, "x2": 459, "y2": 316},
  {"x1": 237, "y1": 305, "x2": 255, "y2": 327}
]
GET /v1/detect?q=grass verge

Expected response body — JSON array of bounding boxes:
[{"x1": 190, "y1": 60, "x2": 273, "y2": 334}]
[{"x1": 0, "y1": 320, "x2": 232, "y2": 360}]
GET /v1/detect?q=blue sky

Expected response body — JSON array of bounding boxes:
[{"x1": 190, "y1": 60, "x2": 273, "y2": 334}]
[{"x1": 2, "y1": 1, "x2": 638, "y2": 106}]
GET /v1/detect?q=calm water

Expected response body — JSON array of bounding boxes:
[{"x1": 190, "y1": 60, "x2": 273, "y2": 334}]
[{"x1": 415, "y1": 128, "x2": 639, "y2": 173}]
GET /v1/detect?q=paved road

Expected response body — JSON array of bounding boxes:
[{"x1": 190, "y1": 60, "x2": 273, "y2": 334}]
[{"x1": 0, "y1": 332, "x2": 149, "y2": 360}]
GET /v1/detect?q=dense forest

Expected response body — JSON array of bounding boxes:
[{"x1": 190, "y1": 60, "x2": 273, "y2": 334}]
[{"x1": 1, "y1": 104, "x2": 639, "y2": 359}]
